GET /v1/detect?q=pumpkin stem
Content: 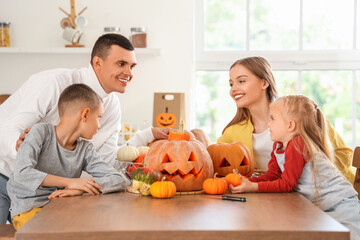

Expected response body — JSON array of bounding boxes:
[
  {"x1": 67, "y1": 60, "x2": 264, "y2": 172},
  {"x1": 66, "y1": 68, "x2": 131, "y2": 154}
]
[
  {"x1": 213, "y1": 172, "x2": 218, "y2": 179},
  {"x1": 234, "y1": 169, "x2": 239, "y2": 174},
  {"x1": 179, "y1": 120, "x2": 184, "y2": 133},
  {"x1": 161, "y1": 176, "x2": 166, "y2": 182}
]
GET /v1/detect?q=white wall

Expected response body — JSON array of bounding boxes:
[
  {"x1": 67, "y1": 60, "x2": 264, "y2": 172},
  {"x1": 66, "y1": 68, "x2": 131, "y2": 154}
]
[{"x1": 0, "y1": 0, "x2": 194, "y2": 129}]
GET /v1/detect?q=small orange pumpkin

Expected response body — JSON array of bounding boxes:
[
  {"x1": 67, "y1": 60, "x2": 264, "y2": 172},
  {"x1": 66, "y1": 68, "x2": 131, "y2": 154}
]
[
  {"x1": 202, "y1": 173, "x2": 228, "y2": 195},
  {"x1": 225, "y1": 169, "x2": 245, "y2": 186},
  {"x1": 150, "y1": 176, "x2": 177, "y2": 198},
  {"x1": 156, "y1": 107, "x2": 177, "y2": 128},
  {"x1": 207, "y1": 142, "x2": 255, "y2": 177}
]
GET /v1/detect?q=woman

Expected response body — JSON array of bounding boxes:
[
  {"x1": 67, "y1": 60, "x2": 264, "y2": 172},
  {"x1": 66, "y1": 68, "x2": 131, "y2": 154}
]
[{"x1": 217, "y1": 56, "x2": 355, "y2": 182}]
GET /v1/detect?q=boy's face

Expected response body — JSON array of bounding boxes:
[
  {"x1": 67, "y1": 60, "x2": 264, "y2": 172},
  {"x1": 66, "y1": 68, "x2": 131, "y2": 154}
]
[
  {"x1": 82, "y1": 104, "x2": 103, "y2": 140},
  {"x1": 268, "y1": 104, "x2": 289, "y2": 143},
  {"x1": 94, "y1": 45, "x2": 137, "y2": 94}
]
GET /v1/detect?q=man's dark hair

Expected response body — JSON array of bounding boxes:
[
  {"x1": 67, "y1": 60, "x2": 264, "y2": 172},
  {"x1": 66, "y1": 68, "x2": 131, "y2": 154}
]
[
  {"x1": 90, "y1": 34, "x2": 134, "y2": 64},
  {"x1": 58, "y1": 83, "x2": 102, "y2": 116}
]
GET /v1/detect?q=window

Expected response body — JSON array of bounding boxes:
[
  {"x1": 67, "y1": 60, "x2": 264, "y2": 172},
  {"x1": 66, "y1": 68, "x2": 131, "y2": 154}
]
[{"x1": 194, "y1": 0, "x2": 360, "y2": 148}]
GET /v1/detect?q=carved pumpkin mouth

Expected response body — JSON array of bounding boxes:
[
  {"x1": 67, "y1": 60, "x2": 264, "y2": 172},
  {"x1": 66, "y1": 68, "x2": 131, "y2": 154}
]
[
  {"x1": 160, "y1": 167, "x2": 204, "y2": 181},
  {"x1": 160, "y1": 152, "x2": 204, "y2": 181}
]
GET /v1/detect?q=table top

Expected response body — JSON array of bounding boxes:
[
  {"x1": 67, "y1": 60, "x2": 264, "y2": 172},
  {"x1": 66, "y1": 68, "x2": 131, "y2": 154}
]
[{"x1": 15, "y1": 192, "x2": 349, "y2": 240}]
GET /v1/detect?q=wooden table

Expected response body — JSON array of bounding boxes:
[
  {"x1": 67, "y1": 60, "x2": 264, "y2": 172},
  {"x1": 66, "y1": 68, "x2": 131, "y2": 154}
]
[{"x1": 15, "y1": 192, "x2": 349, "y2": 240}]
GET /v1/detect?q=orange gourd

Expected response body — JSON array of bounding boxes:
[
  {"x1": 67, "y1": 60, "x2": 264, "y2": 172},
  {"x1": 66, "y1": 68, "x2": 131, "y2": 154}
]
[
  {"x1": 225, "y1": 169, "x2": 245, "y2": 186},
  {"x1": 150, "y1": 177, "x2": 177, "y2": 198},
  {"x1": 207, "y1": 142, "x2": 255, "y2": 177},
  {"x1": 125, "y1": 154, "x2": 146, "y2": 178},
  {"x1": 202, "y1": 173, "x2": 228, "y2": 195}
]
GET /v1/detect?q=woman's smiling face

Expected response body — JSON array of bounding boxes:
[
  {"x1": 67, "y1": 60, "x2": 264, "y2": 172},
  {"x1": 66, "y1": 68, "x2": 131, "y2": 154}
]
[{"x1": 229, "y1": 64, "x2": 269, "y2": 109}]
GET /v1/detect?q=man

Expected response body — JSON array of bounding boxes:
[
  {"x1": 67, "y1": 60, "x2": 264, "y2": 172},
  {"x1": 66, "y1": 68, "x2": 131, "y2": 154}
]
[{"x1": 0, "y1": 34, "x2": 170, "y2": 224}]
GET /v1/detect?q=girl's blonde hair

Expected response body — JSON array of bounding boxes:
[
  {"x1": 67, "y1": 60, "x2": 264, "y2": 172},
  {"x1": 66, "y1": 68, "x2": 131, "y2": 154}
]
[
  {"x1": 272, "y1": 95, "x2": 334, "y2": 163},
  {"x1": 222, "y1": 56, "x2": 278, "y2": 134}
]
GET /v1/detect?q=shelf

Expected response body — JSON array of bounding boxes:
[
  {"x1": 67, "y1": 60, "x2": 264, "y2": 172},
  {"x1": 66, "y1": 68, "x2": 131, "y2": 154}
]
[{"x1": 0, "y1": 47, "x2": 161, "y2": 56}]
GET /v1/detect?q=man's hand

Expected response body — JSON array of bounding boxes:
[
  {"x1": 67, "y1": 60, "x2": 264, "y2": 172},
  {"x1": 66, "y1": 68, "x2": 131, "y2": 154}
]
[
  {"x1": 48, "y1": 189, "x2": 85, "y2": 199},
  {"x1": 151, "y1": 127, "x2": 176, "y2": 140},
  {"x1": 16, "y1": 128, "x2": 31, "y2": 151}
]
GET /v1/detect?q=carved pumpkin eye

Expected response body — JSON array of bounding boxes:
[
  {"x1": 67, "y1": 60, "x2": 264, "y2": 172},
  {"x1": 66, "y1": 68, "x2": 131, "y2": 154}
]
[{"x1": 207, "y1": 142, "x2": 255, "y2": 177}]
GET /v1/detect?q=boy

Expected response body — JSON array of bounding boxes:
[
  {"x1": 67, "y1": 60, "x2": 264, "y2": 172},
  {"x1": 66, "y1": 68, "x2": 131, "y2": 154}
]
[{"x1": 7, "y1": 84, "x2": 129, "y2": 230}]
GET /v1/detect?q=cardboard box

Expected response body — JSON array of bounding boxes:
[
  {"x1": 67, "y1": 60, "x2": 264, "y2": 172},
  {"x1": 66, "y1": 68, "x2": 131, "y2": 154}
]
[{"x1": 153, "y1": 92, "x2": 185, "y2": 130}]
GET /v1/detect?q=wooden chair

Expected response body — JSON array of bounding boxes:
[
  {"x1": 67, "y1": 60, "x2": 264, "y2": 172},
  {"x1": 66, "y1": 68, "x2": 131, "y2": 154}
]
[
  {"x1": 0, "y1": 94, "x2": 10, "y2": 105},
  {"x1": 0, "y1": 224, "x2": 15, "y2": 240},
  {"x1": 353, "y1": 147, "x2": 360, "y2": 200}
]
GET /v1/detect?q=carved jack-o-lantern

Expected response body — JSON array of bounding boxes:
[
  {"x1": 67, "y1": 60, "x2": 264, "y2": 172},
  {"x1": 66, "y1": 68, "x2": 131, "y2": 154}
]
[
  {"x1": 145, "y1": 135, "x2": 214, "y2": 191},
  {"x1": 207, "y1": 142, "x2": 255, "y2": 177},
  {"x1": 156, "y1": 107, "x2": 177, "y2": 128}
]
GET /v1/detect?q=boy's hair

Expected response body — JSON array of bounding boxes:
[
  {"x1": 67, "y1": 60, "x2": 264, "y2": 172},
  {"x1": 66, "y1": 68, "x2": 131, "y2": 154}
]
[
  {"x1": 272, "y1": 95, "x2": 334, "y2": 162},
  {"x1": 90, "y1": 34, "x2": 134, "y2": 65},
  {"x1": 58, "y1": 84, "x2": 102, "y2": 116},
  {"x1": 223, "y1": 56, "x2": 278, "y2": 134}
]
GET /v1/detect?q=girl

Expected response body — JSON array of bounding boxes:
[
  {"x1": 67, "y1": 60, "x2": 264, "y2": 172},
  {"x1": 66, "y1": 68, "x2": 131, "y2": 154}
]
[
  {"x1": 229, "y1": 95, "x2": 360, "y2": 240},
  {"x1": 217, "y1": 56, "x2": 355, "y2": 182}
]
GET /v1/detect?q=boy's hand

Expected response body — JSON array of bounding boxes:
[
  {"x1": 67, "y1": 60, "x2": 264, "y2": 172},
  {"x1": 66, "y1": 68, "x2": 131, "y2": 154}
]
[
  {"x1": 229, "y1": 175, "x2": 258, "y2": 193},
  {"x1": 48, "y1": 189, "x2": 85, "y2": 199},
  {"x1": 67, "y1": 178, "x2": 103, "y2": 195}
]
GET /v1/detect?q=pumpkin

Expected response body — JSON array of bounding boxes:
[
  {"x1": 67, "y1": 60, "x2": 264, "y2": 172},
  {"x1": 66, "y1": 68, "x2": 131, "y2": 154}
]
[
  {"x1": 207, "y1": 142, "x2": 254, "y2": 177},
  {"x1": 225, "y1": 169, "x2": 245, "y2": 186},
  {"x1": 150, "y1": 176, "x2": 177, "y2": 198},
  {"x1": 202, "y1": 173, "x2": 228, "y2": 195},
  {"x1": 156, "y1": 107, "x2": 177, "y2": 128},
  {"x1": 126, "y1": 154, "x2": 145, "y2": 177},
  {"x1": 137, "y1": 146, "x2": 150, "y2": 155},
  {"x1": 117, "y1": 144, "x2": 139, "y2": 162},
  {"x1": 145, "y1": 137, "x2": 214, "y2": 192}
]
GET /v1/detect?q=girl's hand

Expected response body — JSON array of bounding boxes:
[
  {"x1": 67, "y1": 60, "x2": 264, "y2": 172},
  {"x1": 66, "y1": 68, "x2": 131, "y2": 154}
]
[
  {"x1": 253, "y1": 169, "x2": 267, "y2": 174},
  {"x1": 67, "y1": 178, "x2": 102, "y2": 195},
  {"x1": 229, "y1": 176, "x2": 258, "y2": 193},
  {"x1": 48, "y1": 189, "x2": 85, "y2": 199}
]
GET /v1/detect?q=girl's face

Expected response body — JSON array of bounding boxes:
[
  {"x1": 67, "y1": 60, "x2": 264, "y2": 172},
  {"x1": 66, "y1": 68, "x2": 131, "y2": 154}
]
[
  {"x1": 268, "y1": 104, "x2": 290, "y2": 143},
  {"x1": 229, "y1": 64, "x2": 269, "y2": 109}
]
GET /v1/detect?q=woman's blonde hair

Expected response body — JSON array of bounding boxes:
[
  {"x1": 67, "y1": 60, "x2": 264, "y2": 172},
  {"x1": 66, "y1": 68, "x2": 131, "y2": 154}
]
[{"x1": 222, "y1": 56, "x2": 278, "y2": 134}]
